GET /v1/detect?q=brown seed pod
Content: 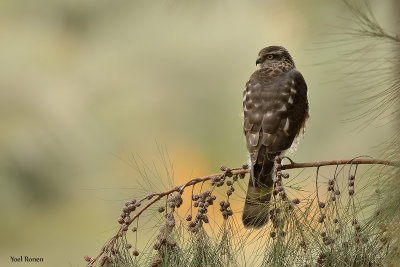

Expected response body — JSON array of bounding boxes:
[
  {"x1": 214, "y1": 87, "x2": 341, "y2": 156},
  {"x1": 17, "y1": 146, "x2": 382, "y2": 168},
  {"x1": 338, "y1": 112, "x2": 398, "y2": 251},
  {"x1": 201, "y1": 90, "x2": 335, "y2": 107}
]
[
  {"x1": 349, "y1": 189, "x2": 355, "y2": 195},
  {"x1": 84, "y1": 255, "x2": 91, "y2": 262},
  {"x1": 222, "y1": 211, "x2": 228, "y2": 220},
  {"x1": 132, "y1": 250, "x2": 139, "y2": 257},
  {"x1": 122, "y1": 207, "x2": 130, "y2": 213},
  {"x1": 128, "y1": 204, "x2": 136, "y2": 211},
  {"x1": 158, "y1": 206, "x2": 165, "y2": 213},
  {"x1": 270, "y1": 231, "x2": 276, "y2": 238},
  {"x1": 117, "y1": 217, "x2": 124, "y2": 224},
  {"x1": 318, "y1": 202, "x2": 325, "y2": 208},
  {"x1": 125, "y1": 243, "x2": 132, "y2": 249},
  {"x1": 292, "y1": 198, "x2": 300, "y2": 204},
  {"x1": 131, "y1": 227, "x2": 137, "y2": 232}
]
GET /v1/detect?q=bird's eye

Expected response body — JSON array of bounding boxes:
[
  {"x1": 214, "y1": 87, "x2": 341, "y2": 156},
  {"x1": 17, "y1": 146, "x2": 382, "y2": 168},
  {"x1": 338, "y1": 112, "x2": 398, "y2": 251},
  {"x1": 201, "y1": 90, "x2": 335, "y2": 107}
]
[{"x1": 266, "y1": 55, "x2": 274, "y2": 60}]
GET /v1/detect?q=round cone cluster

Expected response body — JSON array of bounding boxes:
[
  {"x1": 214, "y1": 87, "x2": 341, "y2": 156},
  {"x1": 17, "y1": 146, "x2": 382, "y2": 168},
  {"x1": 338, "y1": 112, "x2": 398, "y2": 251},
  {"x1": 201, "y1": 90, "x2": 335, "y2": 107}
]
[
  {"x1": 117, "y1": 199, "x2": 140, "y2": 232},
  {"x1": 167, "y1": 193, "x2": 183, "y2": 209},
  {"x1": 187, "y1": 190, "x2": 216, "y2": 231},
  {"x1": 219, "y1": 200, "x2": 233, "y2": 220}
]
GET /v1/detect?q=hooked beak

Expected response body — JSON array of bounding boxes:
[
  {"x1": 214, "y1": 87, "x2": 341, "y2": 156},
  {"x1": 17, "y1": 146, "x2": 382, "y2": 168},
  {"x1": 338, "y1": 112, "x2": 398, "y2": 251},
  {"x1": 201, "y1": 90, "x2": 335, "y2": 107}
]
[{"x1": 256, "y1": 58, "x2": 261, "y2": 66}]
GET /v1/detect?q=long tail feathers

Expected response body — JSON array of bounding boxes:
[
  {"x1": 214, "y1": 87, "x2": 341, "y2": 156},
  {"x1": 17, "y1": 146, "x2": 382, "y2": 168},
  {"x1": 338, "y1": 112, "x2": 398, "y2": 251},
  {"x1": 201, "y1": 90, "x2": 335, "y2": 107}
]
[{"x1": 242, "y1": 159, "x2": 275, "y2": 229}]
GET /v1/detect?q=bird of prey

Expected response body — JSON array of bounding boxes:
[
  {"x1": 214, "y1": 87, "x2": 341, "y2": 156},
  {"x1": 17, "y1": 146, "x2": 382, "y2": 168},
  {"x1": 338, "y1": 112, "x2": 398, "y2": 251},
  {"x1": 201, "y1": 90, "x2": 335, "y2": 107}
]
[{"x1": 242, "y1": 46, "x2": 309, "y2": 229}]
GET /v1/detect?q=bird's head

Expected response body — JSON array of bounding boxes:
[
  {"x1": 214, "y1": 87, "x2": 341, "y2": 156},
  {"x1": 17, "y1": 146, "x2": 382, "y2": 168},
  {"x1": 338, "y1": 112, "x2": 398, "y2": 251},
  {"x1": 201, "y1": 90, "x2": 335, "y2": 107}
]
[{"x1": 256, "y1": 46, "x2": 295, "y2": 69}]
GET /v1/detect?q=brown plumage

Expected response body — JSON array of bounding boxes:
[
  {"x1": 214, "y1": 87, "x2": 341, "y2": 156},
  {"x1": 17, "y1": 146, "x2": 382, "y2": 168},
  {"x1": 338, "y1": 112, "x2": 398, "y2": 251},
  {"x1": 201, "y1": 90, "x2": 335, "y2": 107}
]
[{"x1": 242, "y1": 46, "x2": 309, "y2": 229}]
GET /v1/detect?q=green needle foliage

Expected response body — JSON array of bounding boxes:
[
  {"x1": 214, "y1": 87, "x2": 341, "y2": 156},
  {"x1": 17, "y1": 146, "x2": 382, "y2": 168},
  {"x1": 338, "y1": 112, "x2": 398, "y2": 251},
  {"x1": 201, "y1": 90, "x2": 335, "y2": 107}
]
[{"x1": 339, "y1": 0, "x2": 400, "y2": 264}]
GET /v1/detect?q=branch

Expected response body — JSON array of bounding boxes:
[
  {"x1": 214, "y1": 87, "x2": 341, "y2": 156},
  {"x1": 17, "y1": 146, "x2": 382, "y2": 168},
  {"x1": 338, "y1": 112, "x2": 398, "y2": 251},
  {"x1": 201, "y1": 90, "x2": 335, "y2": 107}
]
[{"x1": 281, "y1": 158, "x2": 399, "y2": 170}]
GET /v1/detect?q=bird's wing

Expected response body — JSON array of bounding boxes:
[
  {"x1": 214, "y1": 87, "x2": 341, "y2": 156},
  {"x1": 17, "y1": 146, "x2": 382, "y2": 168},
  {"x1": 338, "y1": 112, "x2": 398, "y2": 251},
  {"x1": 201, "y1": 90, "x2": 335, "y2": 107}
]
[{"x1": 243, "y1": 68, "x2": 308, "y2": 166}]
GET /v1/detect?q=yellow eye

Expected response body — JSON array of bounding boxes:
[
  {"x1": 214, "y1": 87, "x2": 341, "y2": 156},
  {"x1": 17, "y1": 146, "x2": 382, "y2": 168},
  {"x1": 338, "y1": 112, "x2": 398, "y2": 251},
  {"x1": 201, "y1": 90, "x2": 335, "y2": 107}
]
[{"x1": 266, "y1": 54, "x2": 274, "y2": 60}]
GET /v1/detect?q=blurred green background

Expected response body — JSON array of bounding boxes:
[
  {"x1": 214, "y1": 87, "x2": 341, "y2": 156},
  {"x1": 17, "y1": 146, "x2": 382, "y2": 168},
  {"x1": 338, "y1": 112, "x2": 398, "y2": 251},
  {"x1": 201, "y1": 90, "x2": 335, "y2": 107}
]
[{"x1": 0, "y1": 0, "x2": 396, "y2": 266}]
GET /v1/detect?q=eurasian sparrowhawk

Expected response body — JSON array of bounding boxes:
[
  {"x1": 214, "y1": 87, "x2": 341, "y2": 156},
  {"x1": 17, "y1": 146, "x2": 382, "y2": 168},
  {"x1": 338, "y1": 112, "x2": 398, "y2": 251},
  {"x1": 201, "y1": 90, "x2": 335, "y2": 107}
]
[{"x1": 242, "y1": 46, "x2": 309, "y2": 228}]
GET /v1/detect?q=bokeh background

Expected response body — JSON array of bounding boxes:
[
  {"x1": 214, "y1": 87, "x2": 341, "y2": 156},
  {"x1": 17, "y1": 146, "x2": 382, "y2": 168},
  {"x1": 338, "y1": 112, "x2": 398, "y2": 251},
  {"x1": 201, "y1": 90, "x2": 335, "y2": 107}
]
[{"x1": 0, "y1": 0, "x2": 397, "y2": 266}]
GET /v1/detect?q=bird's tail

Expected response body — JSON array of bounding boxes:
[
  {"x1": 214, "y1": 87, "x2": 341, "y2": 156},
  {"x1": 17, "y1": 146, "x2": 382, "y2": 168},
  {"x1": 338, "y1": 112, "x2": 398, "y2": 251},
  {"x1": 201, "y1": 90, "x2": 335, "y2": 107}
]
[{"x1": 242, "y1": 157, "x2": 275, "y2": 229}]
